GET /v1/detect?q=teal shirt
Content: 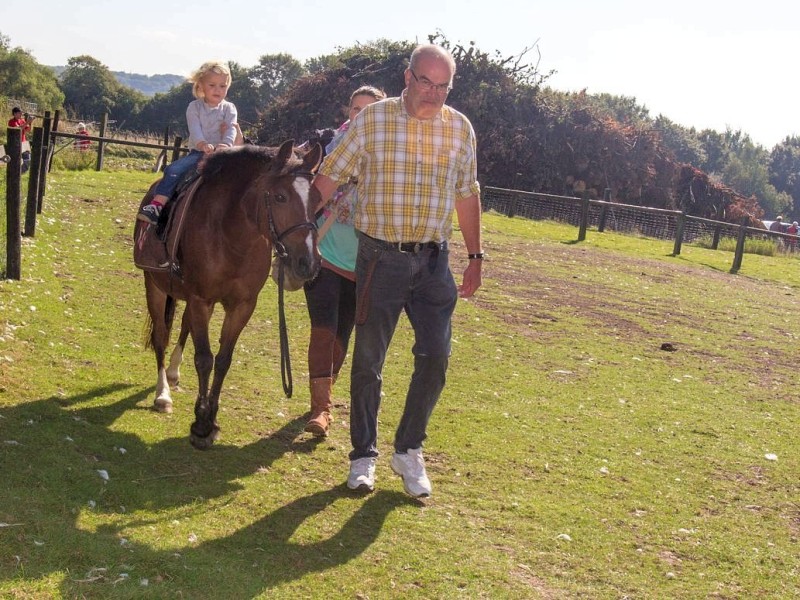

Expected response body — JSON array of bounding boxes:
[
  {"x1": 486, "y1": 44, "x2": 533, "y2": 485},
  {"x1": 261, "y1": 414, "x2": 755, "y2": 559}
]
[
  {"x1": 317, "y1": 213, "x2": 358, "y2": 273},
  {"x1": 318, "y1": 124, "x2": 359, "y2": 273}
]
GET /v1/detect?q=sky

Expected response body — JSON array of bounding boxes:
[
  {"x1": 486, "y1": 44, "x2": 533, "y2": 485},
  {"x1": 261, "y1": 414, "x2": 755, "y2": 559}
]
[{"x1": 2, "y1": 0, "x2": 796, "y2": 148}]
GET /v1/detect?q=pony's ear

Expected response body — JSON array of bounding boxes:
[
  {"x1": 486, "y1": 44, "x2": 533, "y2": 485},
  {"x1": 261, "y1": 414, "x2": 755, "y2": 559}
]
[
  {"x1": 302, "y1": 142, "x2": 323, "y2": 173},
  {"x1": 276, "y1": 139, "x2": 295, "y2": 169}
]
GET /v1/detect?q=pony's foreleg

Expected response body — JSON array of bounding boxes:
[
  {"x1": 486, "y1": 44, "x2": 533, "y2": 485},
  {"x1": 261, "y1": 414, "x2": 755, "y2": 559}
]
[
  {"x1": 188, "y1": 301, "x2": 219, "y2": 450},
  {"x1": 209, "y1": 301, "x2": 258, "y2": 403}
]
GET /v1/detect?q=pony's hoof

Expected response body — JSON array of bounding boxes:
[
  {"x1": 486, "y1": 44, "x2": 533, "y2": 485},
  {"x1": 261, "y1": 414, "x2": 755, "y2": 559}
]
[
  {"x1": 153, "y1": 398, "x2": 173, "y2": 413},
  {"x1": 189, "y1": 427, "x2": 220, "y2": 450}
]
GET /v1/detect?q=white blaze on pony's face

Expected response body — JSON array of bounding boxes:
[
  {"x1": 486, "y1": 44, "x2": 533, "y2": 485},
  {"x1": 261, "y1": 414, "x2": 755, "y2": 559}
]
[{"x1": 292, "y1": 177, "x2": 316, "y2": 257}]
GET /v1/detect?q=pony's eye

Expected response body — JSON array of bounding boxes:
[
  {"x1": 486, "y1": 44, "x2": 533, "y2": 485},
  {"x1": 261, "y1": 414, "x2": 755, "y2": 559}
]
[{"x1": 275, "y1": 193, "x2": 287, "y2": 203}]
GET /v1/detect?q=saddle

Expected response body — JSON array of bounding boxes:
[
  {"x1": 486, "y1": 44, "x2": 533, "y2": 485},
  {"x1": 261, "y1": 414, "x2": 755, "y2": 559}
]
[{"x1": 133, "y1": 172, "x2": 203, "y2": 274}]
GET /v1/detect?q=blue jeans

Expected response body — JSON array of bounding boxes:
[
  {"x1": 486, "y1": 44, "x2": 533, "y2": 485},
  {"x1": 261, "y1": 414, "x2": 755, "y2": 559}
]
[
  {"x1": 349, "y1": 233, "x2": 457, "y2": 460},
  {"x1": 154, "y1": 150, "x2": 203, "y2": 198}
]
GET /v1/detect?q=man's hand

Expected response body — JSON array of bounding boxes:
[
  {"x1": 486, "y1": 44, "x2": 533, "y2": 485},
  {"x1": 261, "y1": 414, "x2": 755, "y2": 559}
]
[{"x1": 458, "y1": 259, "x2": 482, "y2": 298}]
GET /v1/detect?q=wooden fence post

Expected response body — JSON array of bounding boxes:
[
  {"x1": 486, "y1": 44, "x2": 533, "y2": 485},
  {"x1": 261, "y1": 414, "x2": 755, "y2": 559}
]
[
  {"x1": 37, "y1": 111, "x2": 52, "y2": 214},
  {"x1": 672, "y1": 212, "x2": 686, "y2": 256},
  {"x1": 24, "y1": 126, "x2": 44, "y2": 237},
  {"x1": 5, "y1": 128, "x2": 22, "y2": 280},
  {"x1": 171, "y1": 136, "x2": 183, "y2": 164},
  {"x1": 598, "y1": 188, "x2": 611, "y2": 232},
  {"x1": 47, "y1": 109, "x2": 60, "y2": 172},
  {"x1": 577, "y1": 193, "x2": 590, "y2": 242},
  {"x1": 95, "y1": 113, "x2": 108, "y2": 171},
  {"x1": 153, "y1": 126, "x2": 170, "y2": 172},
  {"x1": 508, "y1": 193, "x2": 518, "y2": 218},
  {"x1": 730, "y1": 217, "x2": 749, "y2": 274},
  {"x1": 711, "y1": 204, "x2": 724, "y2": 249}
]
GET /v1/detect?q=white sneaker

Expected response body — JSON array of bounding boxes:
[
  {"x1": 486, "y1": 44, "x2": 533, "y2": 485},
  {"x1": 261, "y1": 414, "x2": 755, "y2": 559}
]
[
  {"x1": 391, "y1": 448, "x2": 432, "y2": 498},
  {"x1": 347, "y1": 456, "x2": 377, "y2": 492}
]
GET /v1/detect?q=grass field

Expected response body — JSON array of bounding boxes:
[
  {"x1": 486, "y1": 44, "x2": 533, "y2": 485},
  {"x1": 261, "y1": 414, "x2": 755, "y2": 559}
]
[{"x1": 1, "y1": 168, "x2": 800, "y2": 598}]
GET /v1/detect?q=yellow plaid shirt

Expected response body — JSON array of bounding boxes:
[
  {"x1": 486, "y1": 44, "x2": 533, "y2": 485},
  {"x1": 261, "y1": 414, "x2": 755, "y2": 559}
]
[{"x1": 318, "y1": 93, "x2": 480, "y2": 243}]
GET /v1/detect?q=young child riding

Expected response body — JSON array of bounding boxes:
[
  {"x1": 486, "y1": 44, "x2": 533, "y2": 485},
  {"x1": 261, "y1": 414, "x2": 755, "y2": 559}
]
[{"x1": 138, "y1": 60, "x2": 238, "y2": 224}]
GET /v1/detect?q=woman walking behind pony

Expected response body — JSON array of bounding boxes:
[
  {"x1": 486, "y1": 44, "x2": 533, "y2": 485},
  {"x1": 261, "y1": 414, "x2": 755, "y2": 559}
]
[
  {"x1": 303, "y1": 85, "x2": 386, "y2": 436},
  {"x1": 138, "y1": 60, "x2": 238, "y2": 223}
]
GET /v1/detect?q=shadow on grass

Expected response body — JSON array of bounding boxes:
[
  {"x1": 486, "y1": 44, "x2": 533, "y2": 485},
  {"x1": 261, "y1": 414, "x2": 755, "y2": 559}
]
[{"x1": 1, "y1": 383, "x2": 412, "y2": 597}]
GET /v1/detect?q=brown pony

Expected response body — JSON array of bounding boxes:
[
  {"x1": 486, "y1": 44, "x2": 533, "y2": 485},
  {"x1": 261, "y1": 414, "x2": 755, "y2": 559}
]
[{"x1": 141, "y1": 140, "x2": 321, "y2": 449}]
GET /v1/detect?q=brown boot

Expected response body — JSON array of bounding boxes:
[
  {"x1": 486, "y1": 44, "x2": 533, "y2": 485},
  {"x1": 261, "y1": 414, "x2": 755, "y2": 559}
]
[{"x1": 305, "y1": 377, "x2": 333, "y2": 436}]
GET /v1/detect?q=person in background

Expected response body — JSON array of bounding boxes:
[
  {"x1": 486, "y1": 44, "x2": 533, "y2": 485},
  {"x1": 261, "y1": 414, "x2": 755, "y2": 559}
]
[
  {"x1": 8, "y1": 107, "x2": 33, "y2": 173},
  {"x1": 312, "y1": 44, "x2": 483, "y2": 498},
  {"x1": 74, "y1": 122, "x2": 91, "y2": 151},
  {"x1": 137, "y1": 60, "x2": 238, "y2": 224},
  {"x1": 303, "y1": 85, "x2": 386, "y2": 438},
  {"x1": 769, "y1": 216, "x2": 784, "y2": 233},
  {"x1": 787, "y1": 221, "x2": 799, "y2": 250}
]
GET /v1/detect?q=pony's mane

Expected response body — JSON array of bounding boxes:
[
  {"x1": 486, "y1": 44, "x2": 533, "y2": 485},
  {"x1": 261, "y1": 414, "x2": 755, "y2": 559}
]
[{"x1": 201, "y1": 144, "x2": 304, "y2": 180}]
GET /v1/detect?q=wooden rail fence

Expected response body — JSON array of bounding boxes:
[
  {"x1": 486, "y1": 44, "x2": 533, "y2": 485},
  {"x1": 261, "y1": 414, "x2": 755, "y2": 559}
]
[
  {"x1": 482, "y1": 186, "x2": 787, "y2": 275},
  {"x1": 4, "y1": 112, "x2": 188, "y2": 278}
]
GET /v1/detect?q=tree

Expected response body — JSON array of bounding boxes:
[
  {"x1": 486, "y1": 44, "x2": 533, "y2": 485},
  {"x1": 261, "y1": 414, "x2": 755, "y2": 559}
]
[
  {"x1": 0, "y1": 41, "x2": 64, "y2": 109},
  {"x1": 225, "y1": 61, "x2": 261, "y2": 134},
  {"x1": 256, "y1": 41, "x2": 413, "y2": 144},
  {"x1": 113, "y1": 85, "x2": 148, "y2": 129},
  {"x1": 586, "y1": 93, "x2": 651, "y2": 126},
  {"x1": 237, "y1": 54, "x2": 306, "y2": 131},
  {"x1": 720, "y1": 141, "x2": 790, "y2": 219},
  {"x1": 60, "y1": 55, "x2": 122, "y2": 119},
  {"x1": 129, "y1": 82, "x2": 194, "y2": 136},
  {"x1": 654, "y1": 115, "x2": 707, "y2": 167},
  {"x1": 769, "y1": 136, "x2": 800, "y2": 220}
]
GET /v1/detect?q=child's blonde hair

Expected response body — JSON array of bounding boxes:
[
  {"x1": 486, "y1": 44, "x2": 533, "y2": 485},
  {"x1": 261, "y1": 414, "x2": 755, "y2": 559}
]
[{"x1": 190, "y1": 61, "x2": 232, "y2": 99}]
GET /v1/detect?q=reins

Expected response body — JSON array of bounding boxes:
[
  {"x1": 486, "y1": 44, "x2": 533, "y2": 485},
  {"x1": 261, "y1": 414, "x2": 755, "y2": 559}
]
[{"x1": 264, "y1": 174, "x2": 317, "y2": 398}]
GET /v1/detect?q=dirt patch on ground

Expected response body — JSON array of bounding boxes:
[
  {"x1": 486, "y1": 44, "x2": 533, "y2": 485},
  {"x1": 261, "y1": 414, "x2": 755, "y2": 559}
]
[{"x1": 462, "y1": 237, "x2": 800, "y2": 385}]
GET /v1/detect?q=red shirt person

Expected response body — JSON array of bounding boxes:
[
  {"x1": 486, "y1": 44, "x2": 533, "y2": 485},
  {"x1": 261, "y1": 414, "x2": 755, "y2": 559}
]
[
  {"x1": 7, "y1": 107, "x2": 33, "y2": 172},
  {"x1": 74, "y1": 122, "x2": 91, "y2": 151}
]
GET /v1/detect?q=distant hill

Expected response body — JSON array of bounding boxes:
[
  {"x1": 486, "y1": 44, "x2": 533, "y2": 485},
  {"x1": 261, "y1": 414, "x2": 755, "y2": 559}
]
[
  {"x1": 50, "y1": 66, "x2": 185, "y2": 96},
  {"x1": 112, "y1": 72, "x2": 186, "y2": 96}
]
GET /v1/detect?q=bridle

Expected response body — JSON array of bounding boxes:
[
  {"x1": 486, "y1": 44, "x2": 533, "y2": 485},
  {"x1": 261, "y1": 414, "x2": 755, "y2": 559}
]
[
  {"x1": 264, "y1": 169, "x2": 318, "y2": 399},
  {"x1": 264, "y1": 170, "x2": 318, "y2": 258}
]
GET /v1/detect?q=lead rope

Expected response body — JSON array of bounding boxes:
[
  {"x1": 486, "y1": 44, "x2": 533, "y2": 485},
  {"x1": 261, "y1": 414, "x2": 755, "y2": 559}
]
[{"x1": 277, "y1": 257, "x2": 293, "y2": 398}]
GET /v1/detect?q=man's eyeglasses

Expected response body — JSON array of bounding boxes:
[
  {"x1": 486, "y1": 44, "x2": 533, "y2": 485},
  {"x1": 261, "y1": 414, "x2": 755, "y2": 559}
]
[{"x1": 409, "y1": 69, "x2": 452, "y2": 94}]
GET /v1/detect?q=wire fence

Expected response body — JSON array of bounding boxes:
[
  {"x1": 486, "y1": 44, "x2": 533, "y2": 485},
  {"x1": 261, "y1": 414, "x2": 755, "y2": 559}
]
[
  {"x1": 481, "y1": 187, "x2": 798, "y2": 268},
  {"x1": 481, "y1": 187, "x2": 797, "y2": 249}
]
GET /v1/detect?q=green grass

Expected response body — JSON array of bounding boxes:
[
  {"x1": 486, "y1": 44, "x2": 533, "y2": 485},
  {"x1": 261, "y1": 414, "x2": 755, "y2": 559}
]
[
  {"x1": 693, "y1": 232, "x2": 787, "y2": 257},
  {"x1": 1, "y1": 172, "x2": 800, "y2": 598}
]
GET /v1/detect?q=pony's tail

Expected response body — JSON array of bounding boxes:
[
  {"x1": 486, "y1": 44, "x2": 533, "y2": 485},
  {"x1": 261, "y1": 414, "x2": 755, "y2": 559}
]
[{"x1": 143, "y1": 296, "x2": 177, "y2": 350}]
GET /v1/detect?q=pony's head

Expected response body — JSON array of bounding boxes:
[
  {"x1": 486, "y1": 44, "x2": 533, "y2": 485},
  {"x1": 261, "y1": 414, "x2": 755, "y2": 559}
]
[
  {"x1": 263, "y1": 140, "x2": 322, "y2": 287},
  {"x1": 201, "y1": 141, "x2": 321, "y2": 287}
]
